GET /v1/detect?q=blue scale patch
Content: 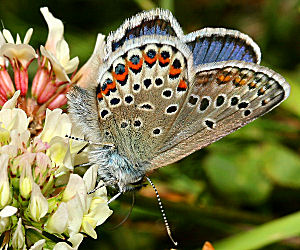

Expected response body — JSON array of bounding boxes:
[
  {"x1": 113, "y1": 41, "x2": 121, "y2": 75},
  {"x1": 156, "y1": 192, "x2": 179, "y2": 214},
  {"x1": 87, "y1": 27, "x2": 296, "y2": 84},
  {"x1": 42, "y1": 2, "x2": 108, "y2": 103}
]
[
  {"x1": 112, "y1": 19, "x2": 177, "y2": 52},
  {"x1": 187, "y1": 36, "x2": 258, "y2": 65}
]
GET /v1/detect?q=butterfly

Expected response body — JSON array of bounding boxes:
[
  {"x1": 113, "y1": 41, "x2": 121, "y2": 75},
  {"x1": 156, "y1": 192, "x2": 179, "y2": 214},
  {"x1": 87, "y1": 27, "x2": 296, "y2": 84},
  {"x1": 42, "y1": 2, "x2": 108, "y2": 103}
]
[{"x1": 67, "y1": 8, "x2": 290, "y2": 196}]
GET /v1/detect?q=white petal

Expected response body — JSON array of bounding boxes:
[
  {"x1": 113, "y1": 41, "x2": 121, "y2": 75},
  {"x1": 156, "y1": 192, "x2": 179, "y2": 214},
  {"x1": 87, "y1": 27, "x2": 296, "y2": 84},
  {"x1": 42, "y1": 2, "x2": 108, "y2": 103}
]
[
  {"x1": 16, "y1": 34, "x2": 21, "y2": 44},
  {"x1": 29, "y1": 183, "x2": 49, "y2": 222},
  {"x1": 29, "y1": 239, "x2": 46, "y2": 250},
  {"x1": 2, "y1": 90, "x2": 20, "y2": 109},
  {"x1": 40, "y1": 7, "x2": 64, "y2": 54},
  {"x1": 63, "y1": 174, "x2": 87, "y2": 209},
  {"x1": 39, "y1": 109, "x2": 72, "y2": 143},
  {"x1": 0, "y1": 43, "x2": 37, "y2": 67},
  {"x1": 56, "y1": 39, "x2": 70, "y2": 66},
  {"x1": 45, "y1": 202, "x2": 68, "y2": 234},
  {"x1": 12, "y1": 218, "x2": 25, "y2": 249},
  {"x1": 40, "y1": 45, "x2": 70, "y2": 82},
  {"x1": 0, "y1": 31, "x2": 6, "y2": 46},
  {"x1": 53, "y1": 233, "x2": 83, "y2": 250},
  {"x1": 0, "y1": 206, "x2": 17, "y2": 217},
  {"x1": 64, "y1": 56, "x2": 79, "y2": 74},
  {"x1": 66, "y1": 193, "x2": 84, "y2": 236},
  {"x1": 2, "y1": 29, "x2": 14, "y2": 43},
  {"x1": 23, "y1": 28, "x2": 33, "y2": 44}
]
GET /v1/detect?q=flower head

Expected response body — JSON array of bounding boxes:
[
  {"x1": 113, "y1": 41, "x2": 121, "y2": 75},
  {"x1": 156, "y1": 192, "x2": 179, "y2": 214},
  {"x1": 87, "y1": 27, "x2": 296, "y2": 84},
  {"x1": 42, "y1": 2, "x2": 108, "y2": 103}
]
[{"x1": 0, "y1": 91, "x2": 112, "y2": 249}]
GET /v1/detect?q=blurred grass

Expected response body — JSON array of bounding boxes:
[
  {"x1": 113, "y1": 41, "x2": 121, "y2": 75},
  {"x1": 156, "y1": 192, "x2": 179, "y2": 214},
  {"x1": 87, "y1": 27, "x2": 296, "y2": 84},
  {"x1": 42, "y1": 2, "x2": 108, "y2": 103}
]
[{"x1": 0, "y1": 0, "x2": 299, "y2": 249}]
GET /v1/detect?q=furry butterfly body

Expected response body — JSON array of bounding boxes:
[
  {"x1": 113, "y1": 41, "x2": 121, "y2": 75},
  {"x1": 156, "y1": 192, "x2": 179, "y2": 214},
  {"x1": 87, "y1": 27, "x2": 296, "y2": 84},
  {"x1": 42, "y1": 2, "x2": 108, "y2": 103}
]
[{"x1": 67, "y1": 9, "x2": 290, "y2": 193}]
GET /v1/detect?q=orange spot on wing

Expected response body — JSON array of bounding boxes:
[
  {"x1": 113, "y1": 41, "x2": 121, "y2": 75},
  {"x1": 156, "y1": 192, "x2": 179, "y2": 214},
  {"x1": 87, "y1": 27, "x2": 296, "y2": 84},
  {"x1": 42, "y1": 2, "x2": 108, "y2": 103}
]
[
  {"x1": 224, "y1": 75, "x2": 231, "y2": 82},
  {"x1": 218, "y1": 75, "x2": 225, "y2": 82},
  {"x1": 128, "y1": 58, "x2": 143, "y2": 70},
  {"x1": 158, "y1": 54, "x2": 170, "y2": 64},
  {"x1": 169, "y1": 65, "x2": 181, "y2": 76},
  {"x1": 234, "y1": 77, "x2": 241, "y2": 83},
  {"x1": 113, "y1": 66, "x2": 128, "y2": 82},
  {"x1": 144, "y1": 53, "x2": 157, "y2": 64},
  {"x1": 240, "y1": 79, "x2": 247, "y2": 85},
  {"x1": 97, "y1": 92, "x2": 103, "y2": 99},
  {"x1": 178, "y1": 79, "x2": 188, "y2": 89},
  {"x1": 102, "y1": 87, "x2": 109, "y2": 96}
]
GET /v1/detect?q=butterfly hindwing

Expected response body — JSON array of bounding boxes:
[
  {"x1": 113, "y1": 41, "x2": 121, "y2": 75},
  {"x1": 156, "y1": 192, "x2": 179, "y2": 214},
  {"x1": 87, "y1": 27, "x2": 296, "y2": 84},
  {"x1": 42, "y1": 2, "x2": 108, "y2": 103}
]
[
  {"x1": 151, "y1": 60, "x2": 290, "y2": 168},
  {"x1": 183, "y1": 28, "x2": 261, "y2": 65}
]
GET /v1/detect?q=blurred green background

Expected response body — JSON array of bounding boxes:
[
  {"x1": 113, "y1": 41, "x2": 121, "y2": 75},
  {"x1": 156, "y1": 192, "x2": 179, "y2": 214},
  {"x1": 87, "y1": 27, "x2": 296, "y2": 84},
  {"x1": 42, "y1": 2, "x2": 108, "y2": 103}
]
[{"x1": 1, "y1": 0, "x2": 299, "y2": 249}]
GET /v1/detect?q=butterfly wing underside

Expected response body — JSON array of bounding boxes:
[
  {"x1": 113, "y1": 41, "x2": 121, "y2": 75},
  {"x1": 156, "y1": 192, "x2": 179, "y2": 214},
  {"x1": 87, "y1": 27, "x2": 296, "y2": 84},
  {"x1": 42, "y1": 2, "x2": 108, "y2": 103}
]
[{"x1": 151, "y1": 60, "x2": 290, "y2": 168}]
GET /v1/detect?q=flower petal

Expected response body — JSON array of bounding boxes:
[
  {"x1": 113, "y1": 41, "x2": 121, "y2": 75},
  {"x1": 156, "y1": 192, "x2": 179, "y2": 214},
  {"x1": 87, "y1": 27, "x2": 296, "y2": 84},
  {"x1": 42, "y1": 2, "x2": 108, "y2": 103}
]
[
  {"x1": 2, "y1": 90, "x2": 19, "y2": 109},
  {"x1": 2, "y1": 29, "x2": 14, "y2": 43},
  {"x1": 29, "y1": 183, "x2": 49, "y2": 222},
  {"x1": 40, "y1": 7, "x2": 64, "y2": 54},
  {"x1": 65, "y1": 193, "x2": 84, "y2": 236},
  {"x1": 0, "y1": 205, "x2": 17, "y2": 217},
  {"x1": 12, "y1": 218, "x2": 25, "y2": 249},
  {"x1": 45, "y1": 202, "x2": 68, "y2": 234},
  {"x1": 23, "y1": 28, "x2": 33, "y2": 44},
  {"x1": 29, "y1": 239, "x2": 46, "y2": 250},
  {"x1": 39, "y1": 109, "x2": 72, "y2": 143},
  {"x1": 0, "y1": 43, "x2": 37, "y2": 68}
]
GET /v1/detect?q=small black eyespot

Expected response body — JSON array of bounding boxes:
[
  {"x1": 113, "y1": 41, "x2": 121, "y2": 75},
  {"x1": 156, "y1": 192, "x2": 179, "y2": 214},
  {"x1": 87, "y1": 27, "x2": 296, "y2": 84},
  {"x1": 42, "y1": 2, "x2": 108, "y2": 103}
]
[
  {"x1": 238, "y1": 102, "x2": 249, "y2": 109},
  {"x1": 101, "y1": 83, "x2": 107, "y2": 91},
  {"x1": 147, "y1": 49, "x2": 156, "y2": 59},
  {"x1": 161, "y1": 51, "x2": 170, "y2": 59},
  {"x1": 115, "y1": 64, "x2": 125, "y2": 74},
  {"x1": 130, "y1": 55, "x2": 140, "y2": 65},
  {"x1": 216, "y1": 96, "x2": 225, "y2": 107},
  {"x1": 231, "y1": 97, "x2": 239, "y2": 106},
  {"x1": 166, "y1": 105, "x2": 177, "y2": 114},
  {"x1": 125, "y1": 95, "x2": 133, "y2": 104},
  {"x1": 162, "y1": 90, "x2": 172, "y2": 98},
  {"x1": 133, "y1": 84, "x2": 140, "y2": 91},
  {"x1": 100, "y1": 109, "x2": 109, "y2": 119},
  {"x1": 188, "y1": 96, "x2": 198, "y2": 106},
  {"x1": 105, "y1": 131, "x2": 110, "y2": 136},
  {"x1": 134, "y1": 120, "x2": 141, "y2": 127},
  {"x1": 205, "y1": 120, "x2": 214, "y2": 129},
  {"x1": 199, "y1": 98, "x2": 210, "y2": 111},
  {"x1": 172, "y1": 59, "x2": 181, "y2": 69},
  {"x1": 110, "y1": 98, "x2": 120, "y2": 106},
  {"x1": 121, "y1": 122, "x2": 128, "y2": 128},
  {"x1": 244, "y1": 110, "x2": 251, "y2": 116},
  {"x1": 155, "y1": 78, "x2": 163, "y2": 86},
  {"x1": 143, "y1": 79, "x2": 152, "y2": 89},
  {"x1": 153, "y1": 128, "x2": 161, "y2": 135}
]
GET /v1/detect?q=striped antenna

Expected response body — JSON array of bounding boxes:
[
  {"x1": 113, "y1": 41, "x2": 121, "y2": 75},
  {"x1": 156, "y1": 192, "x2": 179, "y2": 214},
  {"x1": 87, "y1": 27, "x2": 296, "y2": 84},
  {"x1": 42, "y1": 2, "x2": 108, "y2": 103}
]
[
  {"x1": 146, "y1": 177, "x2": 178, "y2": 246},
  {"x1": 87, "y1": 183, "x2": 106, "y2": 195},
  {"x1": 65, "y1": 135, "x2": 115, "y2": 148}
]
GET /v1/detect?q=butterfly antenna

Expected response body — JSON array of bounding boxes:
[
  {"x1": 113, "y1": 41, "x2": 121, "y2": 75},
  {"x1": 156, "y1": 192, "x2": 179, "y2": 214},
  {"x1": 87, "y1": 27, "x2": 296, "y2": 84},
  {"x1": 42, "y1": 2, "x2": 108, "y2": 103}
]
[
  {"x1": 107, "y1": 192, "x2": 122, "y2": 204},
  {"x1": 87, "y1": 183, "x2": 106, "y2": 195},
  {"x1": 65, "y1": 135, "x2": 115, "y2": 148},
  {"x1": 146, "y1": 177, "x2": 178, "y2": 246}
]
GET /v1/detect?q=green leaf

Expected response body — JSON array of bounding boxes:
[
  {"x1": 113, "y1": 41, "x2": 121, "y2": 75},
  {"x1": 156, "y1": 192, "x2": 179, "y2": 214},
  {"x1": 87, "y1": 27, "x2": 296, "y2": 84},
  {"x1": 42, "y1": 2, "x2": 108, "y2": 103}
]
[
  {"x1": 214, "y1": 210, "x2": 300, "y2": 250},
  {"x1": 262, "y1": 143, "x2": 300, "y2": 188},
  {"x1": 204, "y1": 145, "x2": 273, "y2": 205}
]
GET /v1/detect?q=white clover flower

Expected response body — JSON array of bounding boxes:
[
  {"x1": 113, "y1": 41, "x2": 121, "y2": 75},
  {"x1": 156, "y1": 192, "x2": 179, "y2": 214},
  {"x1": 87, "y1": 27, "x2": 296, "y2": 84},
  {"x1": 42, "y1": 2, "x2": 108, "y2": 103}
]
[{"x1": 0, "y1": 91, "x2": 113, "y2": 248}]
